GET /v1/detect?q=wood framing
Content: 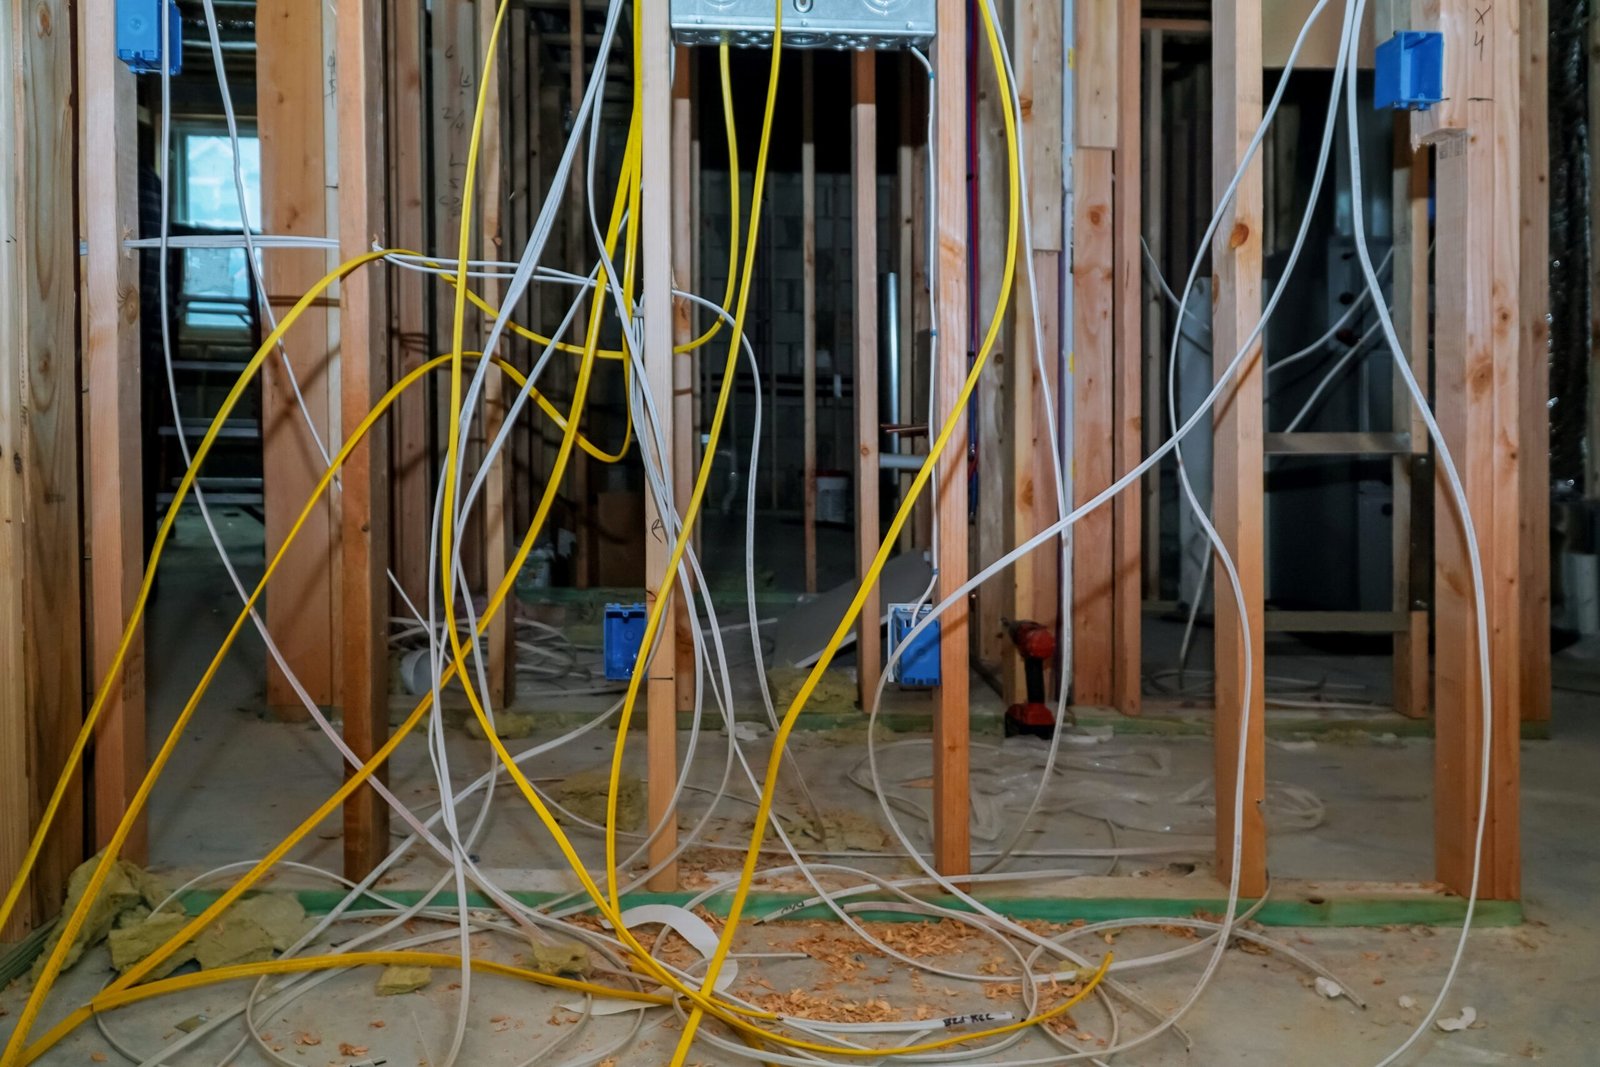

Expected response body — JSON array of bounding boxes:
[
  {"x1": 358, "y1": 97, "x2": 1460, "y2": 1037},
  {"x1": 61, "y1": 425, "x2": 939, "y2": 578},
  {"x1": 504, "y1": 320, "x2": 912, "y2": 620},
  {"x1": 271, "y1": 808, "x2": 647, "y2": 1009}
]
[
  {"x1": 1112, "y1": 3, "x2": 1143, "y2": 716},
  {"x1": 1390, "y1": 126, "x2": 1430, "y2": 720},
  {"x1": 1141, "y1": 29, "x2": 1164, "y2": 603},
  {"x1": 1069, "y1": 149, "x2": 1116, "y2": 707},
  {"x1": 78, "y1": 0, "x2": 145, "y2": 865},
  {"x1": 931, "y1": 3, "x2": 970, "y2": 876},
  {"x1": 1006, "y1": 0, "x2": 1064, "y2": 708},
  {"x1": 1070, "y1": 0, "x2": 1117, "y2": 708},
  {"x1": 640, "y1": 0, "x2": 678, "y2": 892},
  {"x1": 566, "y1": 0, "x2": 593, "y2": 586},
  {"x1": 3, "y1": 0, "x2": 86, "y2": 935},
  {"x1": 431, "y1": 0, "x2": 481, "y2": 591},
  {"x1": 260, "y1": 0, "x2": 339, "y2": 715},
  {"x1": 1210, "y1": 0, "x2": 1267, "y2": 898},
  {"x1": 479, "y1": 0, "x2": 514, "y2": 710},
  {"x1": 975, "y1": 30, "x2": 1009, "y2": 682},
  {"x1": 387, "y1": 0, "x2": 430, "y2": 612},
  {"x1": 336, "y1": 0, "x2": 393, "y2": 878},
  {"x1": 672, "y1": 47, "x2": 698, "y2": 713},
  {"x1": 1423, "y1": 0, "x2": 1522, "y2": 901},
  {"x1": 1517, "y1": 0, "x2": 1550, "y2": 723},
  {"x1": 895, "y1": 55, "x2": 919, "y2": 556},
  {"x1": 853, "y1": 52, "x2": 883, "y2": 712}
]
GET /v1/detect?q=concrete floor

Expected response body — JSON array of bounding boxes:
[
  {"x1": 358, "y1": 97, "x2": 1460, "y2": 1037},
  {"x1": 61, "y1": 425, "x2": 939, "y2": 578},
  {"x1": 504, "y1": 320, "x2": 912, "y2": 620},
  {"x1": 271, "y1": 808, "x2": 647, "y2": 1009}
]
[{"x1": 4, "y1": 510, "x2": 1598, "y2": 1064}]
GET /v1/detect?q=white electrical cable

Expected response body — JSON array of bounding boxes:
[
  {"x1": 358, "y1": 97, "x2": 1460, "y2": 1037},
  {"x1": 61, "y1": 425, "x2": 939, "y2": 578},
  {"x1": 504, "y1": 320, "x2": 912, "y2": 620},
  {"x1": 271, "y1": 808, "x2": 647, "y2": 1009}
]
[
  {"x1": 1339, "y1": 1, "x2": 1495, "y2": 1059},
  {"x1": 834, "y1": 4, "x2": 1349, "y2": 1062},
  {"x1": 82, "y1": 0, "x2": 1469, "y2": 1059}
]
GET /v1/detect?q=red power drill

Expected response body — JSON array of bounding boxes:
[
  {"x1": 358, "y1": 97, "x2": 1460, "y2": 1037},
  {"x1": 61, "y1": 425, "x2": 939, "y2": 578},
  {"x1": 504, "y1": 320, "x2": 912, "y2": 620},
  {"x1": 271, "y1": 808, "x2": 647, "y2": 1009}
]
[{"x1": 1003, "y1": 619, "x2": 1059, "y2": 739}]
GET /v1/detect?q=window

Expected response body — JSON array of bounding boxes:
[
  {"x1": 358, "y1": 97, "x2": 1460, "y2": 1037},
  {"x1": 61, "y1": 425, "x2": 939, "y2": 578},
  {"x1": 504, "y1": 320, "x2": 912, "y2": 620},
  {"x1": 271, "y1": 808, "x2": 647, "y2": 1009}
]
[
  {"x1": 179, "y1": 131, "x2": 260, "y2": 229},
  {"x1": 175, "y1": 127, "x2": 261, "y2": 329}
]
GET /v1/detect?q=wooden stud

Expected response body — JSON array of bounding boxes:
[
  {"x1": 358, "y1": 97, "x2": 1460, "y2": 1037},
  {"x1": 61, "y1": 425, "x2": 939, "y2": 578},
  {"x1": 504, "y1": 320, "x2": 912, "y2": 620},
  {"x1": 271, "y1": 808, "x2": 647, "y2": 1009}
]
[
  {"x1": 1210, "y1": 0, "x2": 1267, "y2": 898},
  {"x1": 931, "y1": 5, "x2": 970, "y2": 876},
  {"x1": 853, "y1": 53, "x2": 883, "y2": 713},
  {"x1": 336, "y1": 0, "x2": 392, "y2": 878},
  {"x1": 1141, "y1": 29, "x2": 1165, "y2": 603},
  {"x1": 1518, "y1": 0, "x2": 1550, "y2": 724},
  {"x1": 975, "y1": 32, "x2": 1009, "y2": 682},
  {"x1": 640, "y1": 0, "x2": 678, "y2": 892},
  {"x1": 1006, "y1": 5, "x2": 1064, "y2": 706},
  {"x1": 260, "y1": 0, "x2": 339, "y2": 716},
  {"x1": 909, "y1": 115, "x2": 932, "y2": 552},
  {"x1": 673, "y1": 47, "x2": 698, "y2": 713},
  {"x1": 1426, "y1": 0, "x2": 1522, "y2": 901},
  {"x1": 387, "y1": 0, "x2": 429, "y2": 613},
  {"x1": 479, "y1": 0, "x2": 514, "y2": 711},
  {"x1": 78, "y1": 0, "x2": 145, "y2": 869},
  {"x1": 1069, "y1": 0, "x2": 1118, "y2": 708},
  {"x1": 3, "y1": 0, "x2": 86, "y2": 935},
  {"x1": 1075, "y1": 0, "x2": 1119, "y2": 149},
  {"x1": 1390, "y1": 126, "x2": 1431, "y2": 720},
  {"x1": 1069, "y1": 149, "x2": 1116, "y2": 708},
  {"x1": 1112, "y1": 0, "x2": 1143, "y2": 716},
  {"x1": 567, "y1": 0, "x2": 593, "y2": 587},
  {"x1": 895, "y1": 56, "x2": 919, "y2": 555},
  {"x1": 803, "y1": 53, "x2": 819, "y2": 596}
]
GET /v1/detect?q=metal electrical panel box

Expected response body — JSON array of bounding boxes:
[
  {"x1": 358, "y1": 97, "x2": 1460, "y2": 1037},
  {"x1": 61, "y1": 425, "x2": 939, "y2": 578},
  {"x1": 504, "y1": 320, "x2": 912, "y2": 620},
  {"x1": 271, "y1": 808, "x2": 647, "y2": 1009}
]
[{"x1": 671, "y1": 0, "x2": 936, "y2": 51}]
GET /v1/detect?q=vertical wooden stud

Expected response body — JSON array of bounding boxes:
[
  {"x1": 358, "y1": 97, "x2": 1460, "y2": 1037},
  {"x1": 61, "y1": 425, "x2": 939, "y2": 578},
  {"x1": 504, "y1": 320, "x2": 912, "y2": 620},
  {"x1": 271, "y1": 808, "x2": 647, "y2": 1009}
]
[
  {"x1": 931, "y1": 5, "x2": 970, "y2": 876},
  {"x1": 78, "y1": 0, "x2": 145, "y2": 870},
  {"x1": 260, "y1": 0, "x2": 339, "y2": 715},
  {"x1": 673, "y1": 47, "x2": 698, "y2": 712},
  {"x1": 1141, "y1": 29, "x2": 1165, "y2": 603},
  {"x1": 1518, "y1": 0, "x2": 1550, "y2": 724},
  {"x1": 1006, "y1": 0, "x2": 1064, "y2": 706},
  {"x1": 337, "y1": 0, "x2": 392, "y2": 878},
  {"x1": 3, "y1": 0, "x2": 86, "y2": 934},
  {"x1": 479, "y1": 0, "x2": 514, "y2": 711},
  {"x1": 1069, "y1": 149, "x2": 1116, "y2": 706},
  {"x1": 1069, "y1": 0, "x2": 1117, "y2": 707},
  {"x1": 1427, "y1": 0, "x2": 1522, "y2": 901},
  {"x1": 388, "y1": 0, "x2": 429, "y2": 612},
  {"x1": 1390, "y1": 126, "x2": 1431, "y2": 720},
  {"x1": 641, "y1": 0, "x2": 678, "y2": 892},
  {"x1": 1112, "y1": 0, "x2": 1143, "y2": 715},
  {"x1": 853, "y1": 53, "x2": 883, "y2": 711},
  {"x1": 1210, "y1": 0, "x2": 1268, "y2": 898}
]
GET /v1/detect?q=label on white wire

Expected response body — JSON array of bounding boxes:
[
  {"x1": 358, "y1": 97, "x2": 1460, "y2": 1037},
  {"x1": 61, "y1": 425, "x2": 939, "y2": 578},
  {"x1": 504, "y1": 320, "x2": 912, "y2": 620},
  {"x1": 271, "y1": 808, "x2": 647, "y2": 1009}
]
[
  {"x1": 786, "y1": 1008, "x2": 1016, "y2": 1034},
  {"x1": 560, "y1": 904, "x2": 739, "y2": 1016},
  {"x1": 941, "y1": 1011, "x2": 1010, "y2": 1029}
]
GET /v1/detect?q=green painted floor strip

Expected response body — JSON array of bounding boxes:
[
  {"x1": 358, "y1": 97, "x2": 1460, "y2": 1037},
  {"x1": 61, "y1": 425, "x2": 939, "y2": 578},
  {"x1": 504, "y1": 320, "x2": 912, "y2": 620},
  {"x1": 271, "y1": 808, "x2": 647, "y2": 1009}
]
[{"x1": 178, "y1": 888, "x2": 1522, "y2": 929}]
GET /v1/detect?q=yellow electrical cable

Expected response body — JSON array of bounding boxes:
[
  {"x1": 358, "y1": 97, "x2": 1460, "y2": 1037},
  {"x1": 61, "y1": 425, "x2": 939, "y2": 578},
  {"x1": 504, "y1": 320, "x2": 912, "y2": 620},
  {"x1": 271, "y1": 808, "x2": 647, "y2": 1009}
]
[
  {"x1": 667, "y1": 0, "x2": 1024, "y2": 1059},
  {"x1": 8, "y1": 337, "x2": 617, "y2": 1063},
  {"x1": 11, "y1": 5, "x2": 746, "y2": 1054},
  {"x1": 0, "y1": 247, "x2": 396, "y2": 1067},
  {"x1": 598, "y1": 4, "x2": 784, "y2": 916},
  {"x1": 8, "y1": 0, "x2": 1044, "y2": 1059},
  {"x1": 432, "y1": 37, "x2": 741, "y2": 363},
  {"x1": 402, "y1": 3, "x2": 1081, "y2": 1060},
  {"x1": 23, "y1": 951, "x2": 670, "y2": 1064}
]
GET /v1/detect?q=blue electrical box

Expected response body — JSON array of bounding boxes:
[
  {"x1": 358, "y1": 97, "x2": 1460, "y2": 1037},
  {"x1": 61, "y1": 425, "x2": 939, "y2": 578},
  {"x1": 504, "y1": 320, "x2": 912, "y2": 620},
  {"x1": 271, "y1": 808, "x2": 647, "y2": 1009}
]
[
  {"x1": 887, "y1": 604, "x2": 940, "y2": 688},
  {"x1": 1374, "y1": 31, "x2": 1443, "y2": 111},
  {"x1": 117, "y1": 0, "x2": 183, "y2": 76},
  {"x1": 603, "y1": 603, "x2": 648, "y2": 681}
]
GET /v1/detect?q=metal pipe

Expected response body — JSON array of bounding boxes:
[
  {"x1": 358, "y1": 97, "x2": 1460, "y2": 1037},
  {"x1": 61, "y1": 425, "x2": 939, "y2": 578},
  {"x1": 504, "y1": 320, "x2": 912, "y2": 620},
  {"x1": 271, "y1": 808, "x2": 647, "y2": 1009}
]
[
  {"x1": 880, "y1": 452, "x2": 924, "y2": 472},
  {"x1": 881, "y1": 272, "x2": 902, "y2": 438}
]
